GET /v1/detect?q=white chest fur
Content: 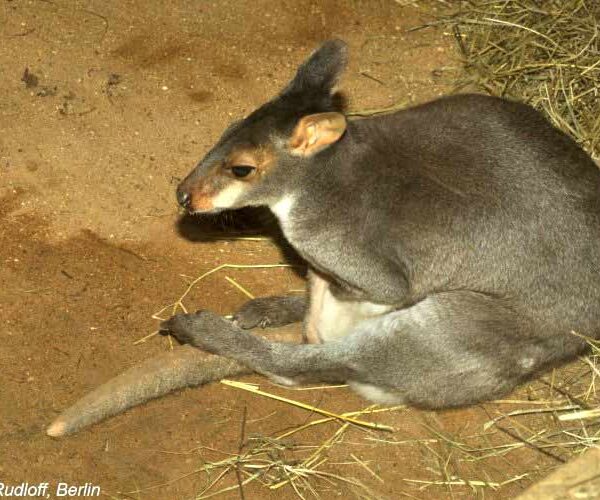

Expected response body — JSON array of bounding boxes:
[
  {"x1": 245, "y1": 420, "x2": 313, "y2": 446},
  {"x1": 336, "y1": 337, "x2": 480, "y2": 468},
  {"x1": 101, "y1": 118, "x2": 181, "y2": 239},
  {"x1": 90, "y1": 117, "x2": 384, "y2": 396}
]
[
  {"x1": 306, "y1": 272, "x2": 393, "y2": 343},
  {"x1": 270, "y1": 194, "x2": 296, "y2": 230},
  {"x1": 271, "y1": 198, "x2": 393, "y2": 343}
]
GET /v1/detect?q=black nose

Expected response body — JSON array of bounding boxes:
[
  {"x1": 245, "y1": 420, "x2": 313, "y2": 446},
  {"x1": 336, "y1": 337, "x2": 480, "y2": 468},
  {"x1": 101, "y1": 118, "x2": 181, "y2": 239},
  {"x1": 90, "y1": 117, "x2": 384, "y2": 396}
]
[{"x1": 177, "y1": 189, "x2": 191, "y2": 209}]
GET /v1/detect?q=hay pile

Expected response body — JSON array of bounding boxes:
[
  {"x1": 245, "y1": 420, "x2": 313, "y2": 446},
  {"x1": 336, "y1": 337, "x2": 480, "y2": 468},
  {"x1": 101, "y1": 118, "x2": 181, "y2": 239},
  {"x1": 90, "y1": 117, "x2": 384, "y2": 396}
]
[
  {"x1": 449, "y1": 0, "x2": 600, "y2": 160},
  {"x1": 436, "y1": 2, "x2": 600, "y2": 495}
]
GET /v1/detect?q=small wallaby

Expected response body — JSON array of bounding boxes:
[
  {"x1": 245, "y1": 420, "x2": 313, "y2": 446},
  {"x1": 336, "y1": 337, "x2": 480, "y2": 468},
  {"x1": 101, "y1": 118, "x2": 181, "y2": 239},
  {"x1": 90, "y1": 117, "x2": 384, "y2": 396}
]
[{"x1": 48, "y1": 40, "x2": 600, "y2": 437}]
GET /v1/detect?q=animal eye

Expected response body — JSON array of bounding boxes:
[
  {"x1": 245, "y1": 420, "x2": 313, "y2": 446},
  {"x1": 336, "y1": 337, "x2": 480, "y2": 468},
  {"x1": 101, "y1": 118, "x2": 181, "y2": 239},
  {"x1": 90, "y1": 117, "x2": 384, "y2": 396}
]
[{"x1": 230, "y1": 166, "x2": 255, "y2": 178}]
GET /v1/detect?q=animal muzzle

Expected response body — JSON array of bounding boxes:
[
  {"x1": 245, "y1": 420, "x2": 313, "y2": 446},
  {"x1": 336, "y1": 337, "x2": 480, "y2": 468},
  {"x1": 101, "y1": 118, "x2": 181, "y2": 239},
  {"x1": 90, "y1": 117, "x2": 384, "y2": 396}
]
[{"x1": 176, "y1": 187, "x2": 191, "y2": 209}]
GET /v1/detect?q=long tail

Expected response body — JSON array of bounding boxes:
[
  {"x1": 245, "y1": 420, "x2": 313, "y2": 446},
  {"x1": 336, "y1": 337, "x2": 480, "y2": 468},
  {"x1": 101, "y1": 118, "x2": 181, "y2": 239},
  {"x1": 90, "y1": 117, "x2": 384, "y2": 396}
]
[
  {"x1": 46, "y1": 346, "x2": 249, "y2": 437},
  {"x1": 47, "y1": 325, "x2": 301, "y2": 437}
]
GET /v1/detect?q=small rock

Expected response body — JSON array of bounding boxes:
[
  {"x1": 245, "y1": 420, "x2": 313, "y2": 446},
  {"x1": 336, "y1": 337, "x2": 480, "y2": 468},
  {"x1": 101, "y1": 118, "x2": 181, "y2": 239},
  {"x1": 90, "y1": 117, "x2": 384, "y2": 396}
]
[{"x1": 21, "y1": 67, "x2": 39, "y2": 88}]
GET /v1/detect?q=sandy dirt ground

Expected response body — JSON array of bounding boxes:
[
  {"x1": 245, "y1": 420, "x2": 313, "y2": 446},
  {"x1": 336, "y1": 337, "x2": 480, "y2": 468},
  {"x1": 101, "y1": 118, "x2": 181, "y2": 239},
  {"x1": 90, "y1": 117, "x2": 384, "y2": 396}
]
[{"x1": 0, "y1": 1, "x2": 568, "y2": 498}]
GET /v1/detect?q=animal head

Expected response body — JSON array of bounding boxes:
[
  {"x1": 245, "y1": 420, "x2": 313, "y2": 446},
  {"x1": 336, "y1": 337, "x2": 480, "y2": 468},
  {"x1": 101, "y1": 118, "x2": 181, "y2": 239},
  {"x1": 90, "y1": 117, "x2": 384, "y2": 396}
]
[{"x1": 176, "y1": 39, "x2": 349, "y2": 214}]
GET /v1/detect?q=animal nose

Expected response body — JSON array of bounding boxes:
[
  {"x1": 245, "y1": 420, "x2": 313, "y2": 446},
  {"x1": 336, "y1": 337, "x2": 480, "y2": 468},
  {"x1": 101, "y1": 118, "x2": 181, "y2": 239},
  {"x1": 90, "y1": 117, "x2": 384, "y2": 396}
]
[{"x1": 176, "y1": 189, "x2": 191, "y2": 209}]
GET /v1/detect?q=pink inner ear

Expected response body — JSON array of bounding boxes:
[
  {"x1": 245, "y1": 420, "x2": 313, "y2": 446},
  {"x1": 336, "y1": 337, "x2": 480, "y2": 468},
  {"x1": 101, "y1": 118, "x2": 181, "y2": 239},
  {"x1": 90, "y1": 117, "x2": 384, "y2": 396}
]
[{"x1": 290, "y1": 112, "x2": 347, "y2": 157}]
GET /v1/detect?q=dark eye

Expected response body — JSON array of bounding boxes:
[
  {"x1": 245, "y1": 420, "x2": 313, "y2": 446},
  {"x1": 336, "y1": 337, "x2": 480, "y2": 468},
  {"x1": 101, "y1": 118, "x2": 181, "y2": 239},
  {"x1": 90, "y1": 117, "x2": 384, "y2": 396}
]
[{"x1": 230, "y1": 166, "x2": 255, "y2": 178}]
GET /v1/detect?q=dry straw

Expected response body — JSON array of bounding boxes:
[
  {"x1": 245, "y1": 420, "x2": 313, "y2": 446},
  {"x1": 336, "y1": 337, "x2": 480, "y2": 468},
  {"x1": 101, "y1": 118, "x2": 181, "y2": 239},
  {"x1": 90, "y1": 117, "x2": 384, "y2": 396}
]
[
  {"x1": 134, "y1": 264, "x2": 600, "y2": 497},
  {"x1": 404, "y1": 5, "x2": 600, "y2": 491},
  {"x1": 447, "y1": 0, "x2": 600, "y2": 160},
  {"x1": 129, "y1": 2, "x2": 600, "y2": 496},
  {"x1": 131, "y1": 262, "x2": 402, "y2": 498}
]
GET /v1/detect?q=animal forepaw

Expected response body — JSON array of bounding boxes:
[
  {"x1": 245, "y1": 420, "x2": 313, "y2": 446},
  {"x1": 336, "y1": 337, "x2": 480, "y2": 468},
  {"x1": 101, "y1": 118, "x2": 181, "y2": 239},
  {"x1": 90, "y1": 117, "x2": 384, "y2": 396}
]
[
  {"x1": 160, "y1": 310, "x2": 240, "y2": 354},
  {"x1": 233, "y1": 296, "x2": 303, "y2": 329}
]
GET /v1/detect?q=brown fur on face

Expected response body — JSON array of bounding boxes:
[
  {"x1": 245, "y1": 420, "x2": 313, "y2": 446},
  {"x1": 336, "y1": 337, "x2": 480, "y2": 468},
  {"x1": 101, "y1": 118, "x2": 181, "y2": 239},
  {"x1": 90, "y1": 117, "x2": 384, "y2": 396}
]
[
  {"x1": 185, "y1": 144, "x2": 277, "y2": 212},
  {"x1": 185, "y1": 163, "x2": 221, "y2": 212},
  {"x1": 225, "y1": 144, "x2": 277, "y2": 179},
  {"x1": 189, "y1": 188, "x2": 216, "y2": 211}
]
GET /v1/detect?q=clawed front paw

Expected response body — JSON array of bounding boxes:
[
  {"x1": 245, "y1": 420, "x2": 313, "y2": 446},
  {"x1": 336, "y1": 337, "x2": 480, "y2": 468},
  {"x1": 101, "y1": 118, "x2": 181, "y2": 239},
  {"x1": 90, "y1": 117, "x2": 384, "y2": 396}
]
[
  {"x1": 233, "y1": 296, "x2": 304, "y2": 329},
  {"x1": 160, "y1": 311, "x2": 203, "y2": 346},
  {"x1": 233, "y1": 302, "x2": 272, "y2": 329},
  {"x1": 159, "y1": 310, "x2": 238, "y2": 354}
]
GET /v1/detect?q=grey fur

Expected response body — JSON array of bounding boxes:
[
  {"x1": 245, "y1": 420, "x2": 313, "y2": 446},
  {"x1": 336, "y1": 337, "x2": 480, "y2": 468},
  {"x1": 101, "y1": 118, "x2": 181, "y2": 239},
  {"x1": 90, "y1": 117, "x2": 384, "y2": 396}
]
[
  {"x1": 48, "y1": 40, "x2": 600, "y2": 437},
  {"x1": 46, "y1": 347, "x2": 250, "y2": 437},
  {"x1": 170, "y1": 40, "x2": 600, "y2": 408},
  {"x1": 47, "y1": 325, "x2": 300, "y2": 436},
  {"x1": 233, "y1": 296, "x2": 307, "y2": 329}
]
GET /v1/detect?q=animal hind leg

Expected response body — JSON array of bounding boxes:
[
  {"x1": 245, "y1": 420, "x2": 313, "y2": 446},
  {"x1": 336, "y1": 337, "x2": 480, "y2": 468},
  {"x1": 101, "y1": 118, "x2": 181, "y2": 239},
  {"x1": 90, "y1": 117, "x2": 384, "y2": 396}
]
[
  {"x1": 343, "y1": 291, "x2": 583, "y2": 408},
  {"x1": 161, "y1": 310, "x2": 353, "y2": 383},
  {"x1": 163, "y1": 292, "x2": 580, "y2": 407}
]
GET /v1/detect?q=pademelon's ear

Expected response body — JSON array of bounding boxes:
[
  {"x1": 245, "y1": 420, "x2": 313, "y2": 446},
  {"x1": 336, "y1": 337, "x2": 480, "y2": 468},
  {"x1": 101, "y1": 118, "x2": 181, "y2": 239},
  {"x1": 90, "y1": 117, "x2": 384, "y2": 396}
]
[
  {"x1": 281, "y1": 40, "x2": 348, "y2": 97},
  {"x1": 289, "y1": 112, "x2": 347, "y2": 157}
]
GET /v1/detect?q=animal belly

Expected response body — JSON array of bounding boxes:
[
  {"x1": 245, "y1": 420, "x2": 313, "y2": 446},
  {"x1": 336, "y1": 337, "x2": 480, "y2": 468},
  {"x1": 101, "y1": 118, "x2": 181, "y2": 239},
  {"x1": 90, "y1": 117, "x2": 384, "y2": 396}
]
[{"x1": 305, "y1": 271, "x2": 394, "y2": 343}]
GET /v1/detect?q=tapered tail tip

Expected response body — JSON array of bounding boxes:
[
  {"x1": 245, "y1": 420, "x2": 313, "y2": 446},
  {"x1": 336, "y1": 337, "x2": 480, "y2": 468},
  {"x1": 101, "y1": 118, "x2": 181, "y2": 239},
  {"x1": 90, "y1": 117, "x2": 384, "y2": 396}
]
[{"x1": 46, "y1": 420, "x2": 67, "y2": 437}]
